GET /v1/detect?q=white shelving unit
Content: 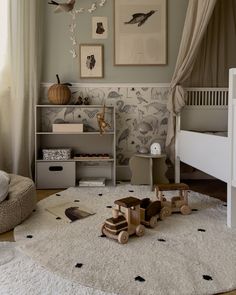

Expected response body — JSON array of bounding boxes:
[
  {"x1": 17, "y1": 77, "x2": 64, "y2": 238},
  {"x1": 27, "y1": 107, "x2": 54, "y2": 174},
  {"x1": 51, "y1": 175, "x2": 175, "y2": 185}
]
[{"x1": 35, "y1": 105, "x2": 116, "y2": 189}]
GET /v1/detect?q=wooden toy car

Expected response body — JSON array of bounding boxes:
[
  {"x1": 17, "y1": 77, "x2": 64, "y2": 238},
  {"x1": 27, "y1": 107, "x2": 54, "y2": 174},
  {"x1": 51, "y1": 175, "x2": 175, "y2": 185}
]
[
  {"x1": 102, "y1": 197, "x2": 145, "y2": 244},
  {"x1": 155, "y1": 183, "x2": 191, "y2": 215},
  {"x1": 140, "y1": 198, "x2": 162, "y2": 228}
]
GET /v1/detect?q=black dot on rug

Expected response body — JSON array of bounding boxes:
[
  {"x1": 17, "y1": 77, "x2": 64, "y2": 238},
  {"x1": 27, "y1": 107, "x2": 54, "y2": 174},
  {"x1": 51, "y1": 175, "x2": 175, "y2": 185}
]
[
  {"x1": 75, "y1": 263, "x2": 83, "y2": 268},
  {"x1": 106, "y1": 206, "x2": 112, "y2": 209},
  {"x1": 74, "y1": 200, "x2": 80, "y2": 203},
  {"x1": 99, "y1": 234, "x2": 106, "y2": 238},
  {"x1": 198, "y1": 229, "x2": 206, "y2": 232},
  {"x1": 135, "y1": 276, "x2": 145, "y2": 282},
  {"x1": 203, "y1": 275, "x2": 213, "y2": 281},
  {"x1": 129, "y1": 190, "x2": 134, "y2": 193},
  {"x1": 56, "y1": 217, "x2": 61, "y2": 220},
  {"x1": 192, "y1": 209, "x2": 198, "y2": 212},
  {"x1": 158, "y1": 239, "x2": 166, "y2": 242},
  {"x1": 33, "y1": 209, "x2": 36, "y2": 212},
  {"x1": 56, "y1": 194, "x2": 61, "y2": 197},
  {"x1": 26, "y1": 235, "x2": 33, "y2": 239},
  {"x1": 98, "y1": 193, "x2": 103, "y2": 196}
]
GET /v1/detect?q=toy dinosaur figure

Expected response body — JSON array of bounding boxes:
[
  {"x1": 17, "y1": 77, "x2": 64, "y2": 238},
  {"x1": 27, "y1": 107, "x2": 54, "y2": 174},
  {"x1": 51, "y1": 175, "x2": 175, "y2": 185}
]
[{"x1": 96, "y1": 104, "x2": 111, "y2": 135}]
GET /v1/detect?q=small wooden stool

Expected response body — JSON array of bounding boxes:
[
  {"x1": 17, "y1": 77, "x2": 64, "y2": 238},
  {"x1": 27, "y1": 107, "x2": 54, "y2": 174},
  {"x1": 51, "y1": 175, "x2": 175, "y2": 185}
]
[
  {"x1": 155, "y1": 183, "x2": 191, "y2": 215},
  {"x1": 129, "y1": 153, "x2": 169, "y2": 191}
]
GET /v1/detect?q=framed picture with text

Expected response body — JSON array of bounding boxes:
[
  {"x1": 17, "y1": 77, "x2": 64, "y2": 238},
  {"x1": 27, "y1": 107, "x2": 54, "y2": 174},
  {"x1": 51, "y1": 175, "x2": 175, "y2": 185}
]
[
  {"x1": 80, "y1": 44, "x2": 104, "y2": 78},
  {"x1": 114, "y1": 0, "x2": 167, "y2": 65}
]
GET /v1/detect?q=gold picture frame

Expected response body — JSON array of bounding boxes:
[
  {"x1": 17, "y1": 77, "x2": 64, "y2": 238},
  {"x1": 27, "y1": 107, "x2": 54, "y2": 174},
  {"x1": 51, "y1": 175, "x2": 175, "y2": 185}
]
[
  {"x1": 79, "y1": 44, "x2": 104, "y2": 78},
  {"x1": 114, "y1": 0, "x2": 167, "y2": 66}
]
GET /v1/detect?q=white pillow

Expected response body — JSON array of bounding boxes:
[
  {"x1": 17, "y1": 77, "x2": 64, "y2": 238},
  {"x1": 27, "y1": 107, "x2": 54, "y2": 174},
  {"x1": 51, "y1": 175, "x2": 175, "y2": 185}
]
[{"x1": 0, "y1": 170, "x2": 10, "y2": 203}]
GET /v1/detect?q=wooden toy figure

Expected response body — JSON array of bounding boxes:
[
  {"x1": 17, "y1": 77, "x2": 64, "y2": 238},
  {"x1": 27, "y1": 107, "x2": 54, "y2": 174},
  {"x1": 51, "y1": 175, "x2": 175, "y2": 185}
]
[
  {"x1": 97, "y1": 104, "x2": 111, "y2": 135},
  {"x1": 102, "y1": 197, "x2": 145, "y2": 244},
  {"x1": 155, "y1": 183, "x2": 191, "y2": 216}
]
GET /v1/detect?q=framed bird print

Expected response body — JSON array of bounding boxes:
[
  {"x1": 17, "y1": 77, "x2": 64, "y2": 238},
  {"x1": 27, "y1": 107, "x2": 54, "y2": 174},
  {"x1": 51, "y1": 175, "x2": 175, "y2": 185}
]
[
  {"x1": 79, "y1": 44, "x2": 104, "y2": 79},
  {"x1": 114, "y1": 0, "x2": 167, "y2": 65}
]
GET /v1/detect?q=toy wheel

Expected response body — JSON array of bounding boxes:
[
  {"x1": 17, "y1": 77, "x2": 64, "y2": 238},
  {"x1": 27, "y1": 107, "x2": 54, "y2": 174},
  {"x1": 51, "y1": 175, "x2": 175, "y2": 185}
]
[
  {"x1": 136, "y1": 224, "x2": 145, "y2": 237},
  {"x1": 180, "y1": 205, "x2": 191, "y2": 215},
  {"x1": 101, "y1": 223, "x2": 106, "y2": 235},
  {"x1": 160, "y1": 207, "x2": 172, "y2": 220},
  {"x1": 149, "y1": 216, "x2": 158, "y2": 228},
  {"x1": 118, "y1": 231, "x2": 129, "y2": 244}
]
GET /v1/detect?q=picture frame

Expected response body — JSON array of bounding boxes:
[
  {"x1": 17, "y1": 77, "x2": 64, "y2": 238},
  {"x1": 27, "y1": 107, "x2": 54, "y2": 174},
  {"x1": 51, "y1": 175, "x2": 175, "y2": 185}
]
[
  {"x1": 114, "y1": 0, "x2": 167, "y2": 66},
  {"x1": 79, "y1": 44, "x2": 104, "y2": 78},
  {"x1": 92, "y1": 17, "x2": 108, "y2": 39}
]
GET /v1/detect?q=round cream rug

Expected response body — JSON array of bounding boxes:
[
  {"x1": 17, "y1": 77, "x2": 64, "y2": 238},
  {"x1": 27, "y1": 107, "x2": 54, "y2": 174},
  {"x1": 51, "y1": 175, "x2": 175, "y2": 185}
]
[{"x1": 14, "y1": 184, "x2": 236, "y2": 295}]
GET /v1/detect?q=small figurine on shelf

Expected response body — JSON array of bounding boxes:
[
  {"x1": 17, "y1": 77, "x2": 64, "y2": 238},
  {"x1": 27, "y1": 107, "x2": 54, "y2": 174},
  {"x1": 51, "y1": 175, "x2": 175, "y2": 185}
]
[
  {"x1": 83, "y1": 97, "x2": 90, "y2": 105},
  {"x1": 74, "y1": 96, "x2": 83, "y2": 105},
  {"x1": 96, "y1": 104, "x2": 111, "y2": 135}
]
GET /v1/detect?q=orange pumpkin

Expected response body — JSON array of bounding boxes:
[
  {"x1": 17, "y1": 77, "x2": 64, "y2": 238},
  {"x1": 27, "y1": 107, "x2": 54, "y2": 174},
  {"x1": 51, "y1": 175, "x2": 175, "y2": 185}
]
[{"x1": 48, "y1": 75, "x2": 72, "y2": 105}]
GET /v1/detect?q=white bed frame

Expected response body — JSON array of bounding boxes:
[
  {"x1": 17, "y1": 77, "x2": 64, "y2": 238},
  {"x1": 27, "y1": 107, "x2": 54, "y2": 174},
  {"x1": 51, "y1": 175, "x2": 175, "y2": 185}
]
[{"x1": 175, "y1": 69, "x2": 236, "y2": 228}]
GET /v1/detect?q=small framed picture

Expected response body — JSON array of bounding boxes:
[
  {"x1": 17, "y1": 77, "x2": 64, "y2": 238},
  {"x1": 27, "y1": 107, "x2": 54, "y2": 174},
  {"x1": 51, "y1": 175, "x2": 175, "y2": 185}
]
[
  {"x1": 79, "y1": 44, "x2": 104, "y2": 78},
  {"x1": 92, "y1": 17, "x2": 108, "y2": 39}
]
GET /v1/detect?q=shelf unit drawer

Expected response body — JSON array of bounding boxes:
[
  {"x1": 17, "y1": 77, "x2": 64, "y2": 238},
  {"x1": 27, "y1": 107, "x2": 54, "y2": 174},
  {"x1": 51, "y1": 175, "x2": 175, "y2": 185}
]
[{"x1": 36, "y1": 161, "x2": 76, "y2": 189}]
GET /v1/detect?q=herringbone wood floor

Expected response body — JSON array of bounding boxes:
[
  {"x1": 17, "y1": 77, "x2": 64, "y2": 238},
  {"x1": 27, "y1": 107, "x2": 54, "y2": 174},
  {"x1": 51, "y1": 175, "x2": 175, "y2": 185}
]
[{"x1": 0, "y1": 183, "x2": 235, "y2": 295}]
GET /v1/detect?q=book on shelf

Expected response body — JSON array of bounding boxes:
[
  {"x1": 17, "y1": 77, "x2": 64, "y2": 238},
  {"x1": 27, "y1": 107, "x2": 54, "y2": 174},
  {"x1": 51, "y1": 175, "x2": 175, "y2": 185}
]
[
  {"x1": 45, "y1": 202, "x2": 95, "y2": 223},
  {"x1": 52, "y1": 123, "x2": 83, "y2": 133},
  {"x1": 79, "y1": 177, "x2": 106, "y2": 187},
  {"x1": 74, "y1": 154, "x2": 111, "y2": 160}
]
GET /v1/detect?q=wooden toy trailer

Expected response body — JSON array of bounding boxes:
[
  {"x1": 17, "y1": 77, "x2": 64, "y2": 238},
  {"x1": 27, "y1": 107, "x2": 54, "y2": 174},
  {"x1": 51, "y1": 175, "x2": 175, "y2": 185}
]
[
  {"x1": 102, "y1": 197, "x2": 145, "y2": 244},
  {"x1": 140, "y1": 198, "x2": 161, "y2": 228},
  {"x1": 155, "y1": 183, "x2": 191, "y2": 215}
]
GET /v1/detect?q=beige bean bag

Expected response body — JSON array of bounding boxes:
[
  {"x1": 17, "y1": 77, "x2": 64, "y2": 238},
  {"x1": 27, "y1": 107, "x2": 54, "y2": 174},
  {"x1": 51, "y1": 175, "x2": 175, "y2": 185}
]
[{"x1": 0, "y1": 174, "x2": 36, "y2": 234}]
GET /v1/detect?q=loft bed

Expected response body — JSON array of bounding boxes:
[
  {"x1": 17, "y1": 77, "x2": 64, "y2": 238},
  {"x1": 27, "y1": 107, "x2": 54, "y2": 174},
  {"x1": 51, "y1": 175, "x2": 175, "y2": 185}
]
[{"x1": 175, "y1": 69, "x2": 236, "y2": 228}]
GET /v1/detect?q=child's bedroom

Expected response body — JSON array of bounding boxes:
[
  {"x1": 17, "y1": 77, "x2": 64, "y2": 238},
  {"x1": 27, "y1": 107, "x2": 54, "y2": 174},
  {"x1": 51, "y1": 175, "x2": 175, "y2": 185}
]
[{"x1": 0, "y1": 0, "x2": 236, "y2": 294}]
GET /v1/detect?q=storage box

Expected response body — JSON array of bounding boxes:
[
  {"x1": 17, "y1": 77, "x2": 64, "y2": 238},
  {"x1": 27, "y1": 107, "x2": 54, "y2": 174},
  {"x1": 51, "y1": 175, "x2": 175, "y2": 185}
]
[
  {"x1": 42, "y1": 148, "x2": 72, "y2": 161},
  {"x1": 53, "y1": 124, "x2": 83, "y2": 133},
  {"x1": 36, "y1": 161, "x2": 76, "y2": 189}
]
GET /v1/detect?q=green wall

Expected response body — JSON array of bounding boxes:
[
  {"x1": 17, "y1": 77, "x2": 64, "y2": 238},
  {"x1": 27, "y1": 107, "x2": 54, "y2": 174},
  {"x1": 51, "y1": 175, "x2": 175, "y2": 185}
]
[{"x1": 42, "y1": 0, "x2": 188, "y2": 83}]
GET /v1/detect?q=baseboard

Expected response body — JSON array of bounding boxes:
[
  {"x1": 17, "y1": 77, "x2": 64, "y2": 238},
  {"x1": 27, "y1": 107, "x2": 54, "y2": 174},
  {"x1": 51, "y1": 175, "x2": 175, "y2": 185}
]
[{"x1": 116, "y1": 166, "x2": 215, "y2": 181}]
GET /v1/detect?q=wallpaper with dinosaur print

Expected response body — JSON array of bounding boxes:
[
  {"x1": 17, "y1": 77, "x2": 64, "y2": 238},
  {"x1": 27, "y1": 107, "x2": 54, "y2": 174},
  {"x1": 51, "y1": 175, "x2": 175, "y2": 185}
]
[{"x1": 40, "y1": 85, "x2": 169, "y2": 166}]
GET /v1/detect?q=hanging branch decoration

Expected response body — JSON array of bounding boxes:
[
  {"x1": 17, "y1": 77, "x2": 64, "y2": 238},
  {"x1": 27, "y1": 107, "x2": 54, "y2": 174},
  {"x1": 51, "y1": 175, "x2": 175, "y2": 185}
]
[
  {"x1": 99, "y1": 0, "x2": 106, "y2": 7},
  {"x1": 70, "y1": 36, "x2": 77, "y2": 45},
  {"x1": 49, "y1": 0, "x2": 107, "y2": 59},
  {"x1": 70, "y1": 49, "x2": 77, "y2": 59},
  {"x1": 88, "y1": 3, "x2": 97, "y2": 13}
]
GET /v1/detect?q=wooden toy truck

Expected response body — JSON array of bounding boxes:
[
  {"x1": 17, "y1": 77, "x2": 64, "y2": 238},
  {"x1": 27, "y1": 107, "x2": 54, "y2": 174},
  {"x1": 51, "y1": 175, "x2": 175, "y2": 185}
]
[
  {"x1": 102, "y1": 197, "x2": 145, "y2": 244},
  {"x1": 155, "y1": 183, "x2": 191, "y2": 215}
]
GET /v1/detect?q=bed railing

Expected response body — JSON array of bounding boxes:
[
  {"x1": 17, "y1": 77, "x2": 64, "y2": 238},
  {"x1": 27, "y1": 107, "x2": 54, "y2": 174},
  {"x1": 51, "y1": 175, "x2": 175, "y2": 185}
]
[{"x1": 185, "y1": 88, "x2": 228, "y2": 106}]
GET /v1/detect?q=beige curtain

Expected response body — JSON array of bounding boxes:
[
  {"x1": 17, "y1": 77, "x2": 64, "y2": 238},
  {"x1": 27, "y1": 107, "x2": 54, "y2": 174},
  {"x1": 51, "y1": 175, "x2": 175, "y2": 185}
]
[
  {"x1": 186, "y1": 0, "x2": 236, "y2": 87},
  {"x1": 0, "y1": 1, "x2": 11, "y2": 171},
  {"x1": 166, "y1": 0, "x2": 217, "y2": 161},
  {"x1": 0, "y1": 0, "x2": 43, "y2": 177}
]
